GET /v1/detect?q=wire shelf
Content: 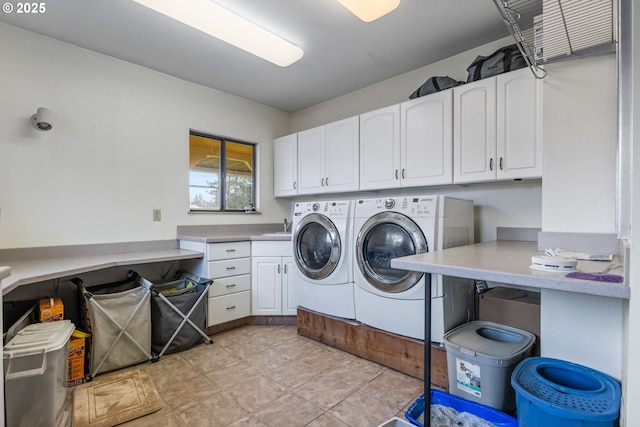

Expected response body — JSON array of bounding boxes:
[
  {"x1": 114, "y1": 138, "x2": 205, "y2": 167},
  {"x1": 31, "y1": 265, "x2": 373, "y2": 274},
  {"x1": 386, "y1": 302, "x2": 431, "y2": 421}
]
[{"x1": 493, "y1": 0, "x2": 616, "y2": 79}]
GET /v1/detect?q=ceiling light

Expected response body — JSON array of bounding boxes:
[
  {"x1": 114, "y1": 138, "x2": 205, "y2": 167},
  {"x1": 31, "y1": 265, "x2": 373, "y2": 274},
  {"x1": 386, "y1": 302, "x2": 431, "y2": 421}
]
[
  {"x1": 31, "y1": 107, "x2": 53, "y2": 131},
  {"x1": 131, "y1": 0, "x2": 303, "y2": 67},
  {"x1": 336, "y1": 0, "x2": 400, "y2": 22}
]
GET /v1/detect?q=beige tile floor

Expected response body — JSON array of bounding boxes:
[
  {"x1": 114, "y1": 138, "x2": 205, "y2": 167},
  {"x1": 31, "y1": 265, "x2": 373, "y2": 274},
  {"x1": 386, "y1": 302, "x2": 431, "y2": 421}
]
[{"x1": 90, "y1": 324, "x2": 425, "y2": 427}]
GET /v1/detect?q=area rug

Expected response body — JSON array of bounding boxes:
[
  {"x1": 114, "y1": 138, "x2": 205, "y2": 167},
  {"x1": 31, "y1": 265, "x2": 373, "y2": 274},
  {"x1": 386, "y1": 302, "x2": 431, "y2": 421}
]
[{"x1": 73, "y1": 369, "x2": 163, "y2": 426}]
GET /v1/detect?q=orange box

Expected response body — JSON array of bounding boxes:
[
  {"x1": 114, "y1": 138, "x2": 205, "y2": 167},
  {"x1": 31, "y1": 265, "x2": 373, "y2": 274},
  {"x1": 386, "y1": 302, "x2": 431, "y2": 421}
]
[
  {"x1": 39, "y1": 297, "x2": 64, "y2": 322},
  {"x1": 68, "y1": 330, "x2": 89, "y2": 386}
]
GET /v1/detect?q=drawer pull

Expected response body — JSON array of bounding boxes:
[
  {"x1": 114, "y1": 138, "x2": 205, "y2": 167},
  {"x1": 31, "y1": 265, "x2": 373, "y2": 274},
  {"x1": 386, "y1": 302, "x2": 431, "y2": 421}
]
[
  {"x1": 226, "y1": 306, "x2": 236, "y2": 310},
  {"x1": 226, "y1": 266, "x2": 236, "y2": 270},
  {"x1": 226, "y1": 249, "x2": 236, "y2": 252},
  {"x1": 226, "y1": 284, "x2": 236, "y2": 288}
]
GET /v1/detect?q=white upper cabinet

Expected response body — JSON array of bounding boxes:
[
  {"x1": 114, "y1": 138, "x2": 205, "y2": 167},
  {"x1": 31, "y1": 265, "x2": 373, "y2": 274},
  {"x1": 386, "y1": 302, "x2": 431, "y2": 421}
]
[
  {"x1": 359, "y1": 104, "x2": 401, "y2": 190},
  {"x1": 324, "y1": 116, "x2": 360, "y2": 193},
  {"x1": 454, "y1": 68, "x2": 542, "y2": 184},
  {"x1": 297, "y1": 125, "x2": 326, "y2": 194},
  {"x1": 273, "y1": 133, "x2": 298, "y2": 197},
  {"x1": 297, "y1": 117, "x2": 359, "y2": 195},
  {"x1": 496, "y1": 68, "x2": 543, "y2": 180},
  {"x1": 453, "y1": 77, "x2": 497, "y2": 184},
  {"x1": 401, "y1": 90, "x2": 453, "y2": 187}
]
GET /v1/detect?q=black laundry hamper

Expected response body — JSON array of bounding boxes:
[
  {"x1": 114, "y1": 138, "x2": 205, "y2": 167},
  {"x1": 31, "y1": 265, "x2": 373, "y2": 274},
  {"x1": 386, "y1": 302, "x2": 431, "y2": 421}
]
[{"x1": 147, "y1": 271, "x2": 213, "y2": 358}]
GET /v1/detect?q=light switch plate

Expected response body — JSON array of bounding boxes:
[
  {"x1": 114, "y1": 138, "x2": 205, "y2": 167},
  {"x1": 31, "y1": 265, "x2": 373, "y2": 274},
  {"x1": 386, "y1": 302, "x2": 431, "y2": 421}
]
[{"x1": 153, "y1": 209, "x2": 161, "y2": 221}]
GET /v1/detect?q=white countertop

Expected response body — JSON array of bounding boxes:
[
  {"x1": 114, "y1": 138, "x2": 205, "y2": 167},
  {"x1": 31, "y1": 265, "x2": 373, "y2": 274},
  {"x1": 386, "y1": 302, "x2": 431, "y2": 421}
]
[
  {"x1": 1, "y1": 249, "x2": 203, "y2": 296},
  {"x1": 391, "y1": 240, "x2": 629, "y2": 299},
  {"x1": 177, "y1": 232, "x2": 292, "y2": 243}
]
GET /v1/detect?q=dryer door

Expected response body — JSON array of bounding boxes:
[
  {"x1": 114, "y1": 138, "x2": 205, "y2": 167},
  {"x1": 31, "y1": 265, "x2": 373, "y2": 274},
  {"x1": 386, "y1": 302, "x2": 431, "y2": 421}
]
[
  {"x1": 294, "y1": 213, "x2": 341, "y2": 280},
  {"x1": 356, "y1": 212, "x2": 427, "y2": 293}
]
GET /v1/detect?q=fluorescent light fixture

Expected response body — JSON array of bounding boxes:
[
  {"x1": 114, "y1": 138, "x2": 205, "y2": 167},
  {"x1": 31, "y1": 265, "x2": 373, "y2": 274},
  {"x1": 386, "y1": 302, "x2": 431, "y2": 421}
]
[
  {"x1": 132, "y1": 0, "x2": 303, "y2": 67},
  {"x1": 337, "y1": 0, "x2": 400, "y2": 22}
]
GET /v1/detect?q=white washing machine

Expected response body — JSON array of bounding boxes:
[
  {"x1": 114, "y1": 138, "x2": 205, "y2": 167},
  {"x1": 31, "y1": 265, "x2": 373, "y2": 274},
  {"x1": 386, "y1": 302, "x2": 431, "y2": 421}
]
[
  {"x1": 292, "y1": 200, "x2": 355, "y2": 319},
  {"x1": 353, "y1": 195, "x2": 475, "y2": 341}
]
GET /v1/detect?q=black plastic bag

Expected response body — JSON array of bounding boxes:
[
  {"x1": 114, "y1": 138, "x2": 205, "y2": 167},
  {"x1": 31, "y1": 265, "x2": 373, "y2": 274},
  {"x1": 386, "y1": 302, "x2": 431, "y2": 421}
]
[
  {"x1": 466, "y1": 44, "x2": 527, "y2": 82},
  {"x1": 409, "y1": 76, "x2": 464, "y2": 99}
]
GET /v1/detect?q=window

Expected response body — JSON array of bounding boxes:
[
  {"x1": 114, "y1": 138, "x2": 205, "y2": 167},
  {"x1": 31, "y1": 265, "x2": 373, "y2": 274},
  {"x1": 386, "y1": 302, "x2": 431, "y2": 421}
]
[{"x1": 189, "y1": 131, "x2": 256, "y2": 212}]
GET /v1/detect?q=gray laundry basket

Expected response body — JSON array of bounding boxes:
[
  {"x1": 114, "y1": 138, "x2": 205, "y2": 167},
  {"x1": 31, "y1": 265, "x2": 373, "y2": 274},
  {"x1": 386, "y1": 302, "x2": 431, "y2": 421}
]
[
  {"x1": 147, "y1": 271, "x2": 213, "y2": 358},
  {"x1": 73, "y1": 271, "x2": 153, "y2": 379}
]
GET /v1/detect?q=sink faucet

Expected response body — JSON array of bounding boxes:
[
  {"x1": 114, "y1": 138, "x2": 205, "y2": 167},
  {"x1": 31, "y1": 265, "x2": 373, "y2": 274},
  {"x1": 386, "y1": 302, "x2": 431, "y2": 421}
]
[{"x1": 284, "y1": 218, "x2": 292, "y2": 233}]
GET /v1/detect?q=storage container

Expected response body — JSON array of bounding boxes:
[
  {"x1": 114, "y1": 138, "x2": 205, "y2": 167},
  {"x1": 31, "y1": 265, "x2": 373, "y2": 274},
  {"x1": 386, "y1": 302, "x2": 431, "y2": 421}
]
[
  {"x1": 405, "y1": 389, "x2": 518, "y2": 427},
  {"x1": 443, "y1": 320, "x2": 535, "y2": 413},
  {"x1": 3, "y1": 320, "x2": 75, "y2": 427},
  {"x1": 511, "y1": 357, "x2": 621, "y2": 427}
]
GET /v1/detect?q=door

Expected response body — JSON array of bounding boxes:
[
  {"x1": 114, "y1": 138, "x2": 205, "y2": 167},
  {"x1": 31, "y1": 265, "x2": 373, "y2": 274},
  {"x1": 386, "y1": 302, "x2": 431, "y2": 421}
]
[
  {"x1": 297, "y1": 125, "x2": 326, "y2": 194},
  {"x1": 325, "y1": 116, "x2": 359, "y2": 193},
  {"x1": 401, "y1": 90, "x2": 453, "y2": 187},
  {"x1": 359, "y1": 105, "x2": 401, "y2": 190},
  {"x1": 453, "y1": 77, "x2": 497, "y2": 184},
  {"x1": 355, "y1": 211, "x2": 427, "y2": 293},
  {"x1": 497, "y1": 68, "x2": 543, "y2": 180},
  {"x1": 251, "y1": 257, "x2": 281, "y2": 315},
  {"x1": 273, "y1": 134, "x2": 298, "y2": 197},
  {"x1": 282, "y1": 257, "x2": 297, "y2": 315},
  {"x1": 293, "y1": 213, "x2": 341, "y2": 281}
]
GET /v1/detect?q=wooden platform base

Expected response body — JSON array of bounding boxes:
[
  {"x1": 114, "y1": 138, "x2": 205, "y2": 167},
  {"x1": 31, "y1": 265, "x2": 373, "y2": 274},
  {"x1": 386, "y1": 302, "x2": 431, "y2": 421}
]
[{"x1": 297, "y1": 307, "x2": 448, "y2": 389}]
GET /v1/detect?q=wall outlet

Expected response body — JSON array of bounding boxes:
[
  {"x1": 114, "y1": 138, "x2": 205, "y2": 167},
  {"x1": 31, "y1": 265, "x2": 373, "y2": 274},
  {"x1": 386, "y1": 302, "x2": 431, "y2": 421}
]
[{"x1": 153, "y1": 209, "x2": 161, "y2": 221}]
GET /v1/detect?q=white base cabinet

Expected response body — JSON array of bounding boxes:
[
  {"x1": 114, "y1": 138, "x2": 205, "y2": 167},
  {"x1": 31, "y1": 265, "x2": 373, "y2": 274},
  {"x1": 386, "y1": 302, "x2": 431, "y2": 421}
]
[
  {"x1": 251, "y1": 241, "x2": 296, "y2": 316},
  {"x1": 179, "y1": 240, "x2": 251, "y2": 326}
]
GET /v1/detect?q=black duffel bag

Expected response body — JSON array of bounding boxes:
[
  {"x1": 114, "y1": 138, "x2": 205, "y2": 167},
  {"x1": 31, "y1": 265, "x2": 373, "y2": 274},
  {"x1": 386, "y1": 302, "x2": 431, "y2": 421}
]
[
  {"x1": 466, "y1": 44, "x2": 527, "y2": 83},
  {"x1": 409, "y1": 76, "x2": 464, "y2": 99}
]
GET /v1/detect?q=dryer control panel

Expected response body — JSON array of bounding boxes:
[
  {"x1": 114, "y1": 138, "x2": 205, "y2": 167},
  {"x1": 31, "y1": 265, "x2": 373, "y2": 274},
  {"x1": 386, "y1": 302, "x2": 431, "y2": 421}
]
[
  {"x1": 293, "y1": 200, "x2": 351, "y2": 219},
  {"x1": 354, "y1": 196, "x2": 439, "y2": 218}
]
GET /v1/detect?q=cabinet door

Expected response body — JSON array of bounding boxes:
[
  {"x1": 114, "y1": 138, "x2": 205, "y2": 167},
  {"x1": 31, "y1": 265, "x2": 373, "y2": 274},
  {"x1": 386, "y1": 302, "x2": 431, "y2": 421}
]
[
  {"x1": 325, "y1": 116, "x2": 359, "y2": 193},
  {"x1": 453, "y1": 78, "x2": 497, "y2": 184},
  {"x1": 251, "y1": 257, "x2": 282, "y2": 315},
  {"x1": 282, "y1": 257, "x2": 297, "y2": 315},
  {"x1": 401, "y1": 90, "x2": 453, "y2": 187},
  {"x1": 359, "y1": 105, "x2": 401, "y2": 190},
  {"x1": 297, "y1": 125, "x2": 326, "y2": 194},
  {"x1": 497, "y1": 69, "x2": 543, "y2": 180},
  {"x1": 273, "y1": 134, "x2": 298, "y2": 197}
]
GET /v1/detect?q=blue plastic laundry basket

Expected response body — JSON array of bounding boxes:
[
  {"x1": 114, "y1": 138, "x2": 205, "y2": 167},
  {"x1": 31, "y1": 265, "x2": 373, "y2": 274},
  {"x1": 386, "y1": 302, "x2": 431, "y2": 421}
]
[{"x1": 511, "y1": 357, "x2": 621, "y2": 427}]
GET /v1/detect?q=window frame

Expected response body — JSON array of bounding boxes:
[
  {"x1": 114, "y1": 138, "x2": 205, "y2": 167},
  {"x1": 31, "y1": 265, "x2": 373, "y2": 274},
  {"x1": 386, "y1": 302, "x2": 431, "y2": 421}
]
[{"x1": 189, "y1": 130, "x2": 257, "y2": 213}]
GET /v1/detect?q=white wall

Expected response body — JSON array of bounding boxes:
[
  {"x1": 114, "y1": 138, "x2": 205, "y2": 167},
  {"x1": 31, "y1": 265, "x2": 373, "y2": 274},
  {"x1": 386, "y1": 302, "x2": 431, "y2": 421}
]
[
  {"x1": 0, "y1": 23, "x2": 292, "y2": 249},
  {"x1": 541, "y1": 54, "x2": 618, "y2": 233}
]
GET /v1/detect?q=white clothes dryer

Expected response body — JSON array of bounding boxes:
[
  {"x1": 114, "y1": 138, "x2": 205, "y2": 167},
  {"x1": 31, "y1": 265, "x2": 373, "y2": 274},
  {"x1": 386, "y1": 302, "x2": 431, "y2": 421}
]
[
  {"x1": 353, "y1": 195, "x2": 475, "y2": 341},
  {"x1": 292, "y1": 200, "x2": 355, "y2": 319}
]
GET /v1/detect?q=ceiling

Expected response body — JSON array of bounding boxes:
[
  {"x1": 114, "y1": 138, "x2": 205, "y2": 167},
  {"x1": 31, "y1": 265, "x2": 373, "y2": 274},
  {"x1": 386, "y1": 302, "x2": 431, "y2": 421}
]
[{"x1": 0, "y1": 0, "x2": 509, "y2": 112}]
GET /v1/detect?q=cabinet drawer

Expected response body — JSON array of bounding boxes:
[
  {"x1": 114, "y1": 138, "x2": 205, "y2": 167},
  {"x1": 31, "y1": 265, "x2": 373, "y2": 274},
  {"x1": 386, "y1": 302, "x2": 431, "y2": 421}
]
[
  {"x1": 207, "y1": 291, "x2": 250, "y2": 326},
  {"x1": 207, "y1": 257, "x2": 251, "y2": 278},
  {"x1": 207, "y1": 242, "x2": 250, "y2": 261},
  {"x1": 209, "y1": 274, "x2": 251, "y2": 297}
]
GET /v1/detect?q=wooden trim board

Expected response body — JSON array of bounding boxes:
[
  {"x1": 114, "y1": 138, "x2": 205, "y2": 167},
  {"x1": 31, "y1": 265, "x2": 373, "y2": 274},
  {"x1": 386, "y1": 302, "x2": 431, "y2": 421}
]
[{"x1": 297, "y1": 307, "x2": 448, "y2": 389}]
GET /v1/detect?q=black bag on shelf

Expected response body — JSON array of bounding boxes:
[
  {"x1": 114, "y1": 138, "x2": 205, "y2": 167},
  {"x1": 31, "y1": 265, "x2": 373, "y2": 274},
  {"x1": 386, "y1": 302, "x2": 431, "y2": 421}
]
[
  {"x1": 466, "y1": 44, "x2": 527, "y2": 83},
  {"x1": 409, "y1": 76, "x2": 464, "y2": 99}
]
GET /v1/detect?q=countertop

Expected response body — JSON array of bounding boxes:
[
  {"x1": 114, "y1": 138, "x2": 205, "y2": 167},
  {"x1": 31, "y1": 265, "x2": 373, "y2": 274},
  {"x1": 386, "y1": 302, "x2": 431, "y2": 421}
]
[
  {"x1": 177, "y1": 232, "x2": 292, "y2": 243},
  {"x1": 1, "y1": 231, "x2": 292, "y2": 296},
  {"x1": 1, "y1": 249, "x2": 203, "y2": 296},
  {"x1": 391, "y1": 240, "x2": 629, "y2": 299}
]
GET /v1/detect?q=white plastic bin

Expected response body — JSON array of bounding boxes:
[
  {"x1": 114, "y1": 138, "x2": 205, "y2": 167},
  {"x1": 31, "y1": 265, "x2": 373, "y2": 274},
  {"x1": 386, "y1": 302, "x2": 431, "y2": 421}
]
[
  {"x1": 3, "y1": 320, "x2": 75, "y2": 427},
  {"x1": 443, "y1": 320, "x2": 535, "y2": 413}
]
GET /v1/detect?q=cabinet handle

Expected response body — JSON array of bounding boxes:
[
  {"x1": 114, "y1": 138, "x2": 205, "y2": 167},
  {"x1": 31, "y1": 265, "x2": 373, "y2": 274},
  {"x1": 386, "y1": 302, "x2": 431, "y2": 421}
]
[
  {"x1": 226, "y1": 266, "x2": 236, "y2": 270},
  {"x1": 401, "y1": 169, "x2": 405, "y2": 179},
  {"x1": 278, "y1": 264, "x2": 281, "y2": 273},
  {"x1": 489, "y1": 158, "x2": 493, "y2": 171},
  {"x1": 293, "y1": 181, "x2": 297, "y2": 189},
  {"x1": 325, "y1": 177, "x2": 328, "y2": 186},
  {"x1": 284, "y1": 264, "x2": 288, "y2": 274},
  {"x1": 226, "y1": 306, "x2": 236, "y2": 311},
  {"x1": 395, "y1": 169, "x2": 398, "y2": 179},
  {"x1": 321, "y1": 178, "x2": 325, "y2": 186},
  {"x1": 499, "y1": 157, "x2": 503, "y2": 170},
  {"x1": 226, "y1": 249, "x2": 236, "y2": 252},
  {"x1": 226, "y1": 284, "x2": 236, "y2": 288}
]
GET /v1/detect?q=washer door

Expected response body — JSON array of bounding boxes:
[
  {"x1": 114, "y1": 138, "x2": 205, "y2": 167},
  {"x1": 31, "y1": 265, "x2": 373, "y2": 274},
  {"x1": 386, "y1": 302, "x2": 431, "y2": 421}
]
[
  {"x1": 356, "y1": 212, "x2": 427, "y2": 293},
  {"x1": 294, "y1": 213, "x2": 341, "y2": 280}
]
